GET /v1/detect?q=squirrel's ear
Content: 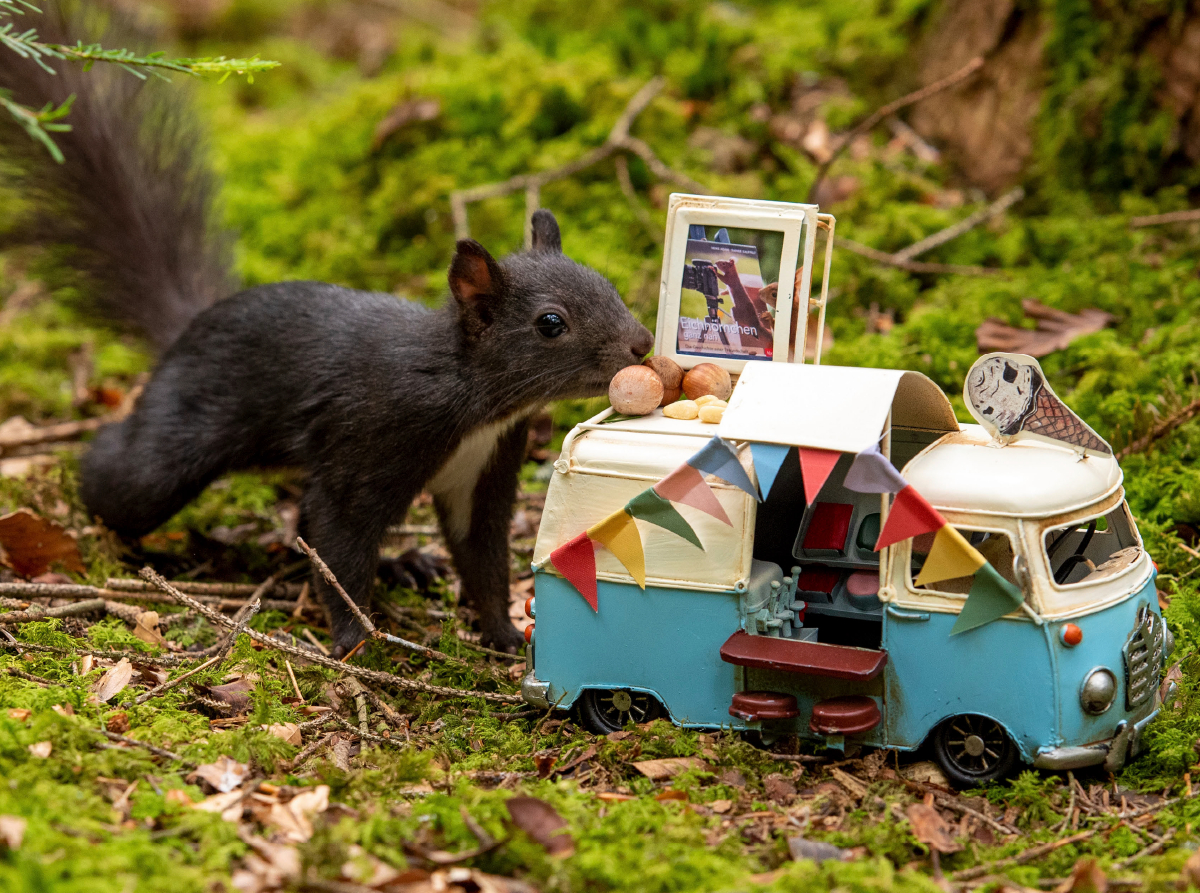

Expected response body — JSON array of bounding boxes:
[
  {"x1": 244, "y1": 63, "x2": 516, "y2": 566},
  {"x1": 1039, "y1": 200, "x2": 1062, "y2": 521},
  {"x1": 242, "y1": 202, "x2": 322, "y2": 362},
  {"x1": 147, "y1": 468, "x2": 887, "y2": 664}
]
[
  {"x1": 530, "y1": 210, "x2": 562, "y2": 253},
  {"x1": 449, "y1": 239, "x2": 506, "y2": 334}
]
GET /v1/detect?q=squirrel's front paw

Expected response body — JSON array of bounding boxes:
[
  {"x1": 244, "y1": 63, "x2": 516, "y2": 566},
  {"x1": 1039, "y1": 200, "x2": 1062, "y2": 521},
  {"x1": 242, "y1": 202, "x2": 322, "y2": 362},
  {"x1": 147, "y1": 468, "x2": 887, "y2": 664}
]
[{"x1": 480, "y1": 618, "x2": 525, "y2": 655}]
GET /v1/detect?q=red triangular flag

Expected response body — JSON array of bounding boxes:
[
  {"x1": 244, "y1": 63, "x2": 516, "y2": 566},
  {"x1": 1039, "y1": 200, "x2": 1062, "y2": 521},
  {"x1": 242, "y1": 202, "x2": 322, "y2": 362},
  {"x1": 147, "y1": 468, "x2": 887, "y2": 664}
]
[
  {"x1": 874, "y1": 484, "x2": 947, "y2": 551},
  {"x1": 549, "y1": 531, "x2": 598, "y2": 611},
  {"x1": 798, "y1": 448, "x2": 841, "y2": 504}
]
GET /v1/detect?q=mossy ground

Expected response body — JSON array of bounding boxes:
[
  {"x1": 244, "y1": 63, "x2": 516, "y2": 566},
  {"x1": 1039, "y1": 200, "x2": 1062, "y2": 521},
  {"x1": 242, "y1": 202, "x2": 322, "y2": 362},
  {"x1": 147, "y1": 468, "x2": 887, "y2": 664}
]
[{"x1": 4, "y1": 0, "x2": 1200, "y2": 890}]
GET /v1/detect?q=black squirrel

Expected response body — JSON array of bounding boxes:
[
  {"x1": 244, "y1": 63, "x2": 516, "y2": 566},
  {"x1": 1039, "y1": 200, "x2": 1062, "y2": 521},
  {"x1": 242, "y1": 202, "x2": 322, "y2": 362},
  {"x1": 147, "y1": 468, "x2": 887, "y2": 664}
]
[{"x1": 0, "y1": 4, "x2": 653, "y2": 653}]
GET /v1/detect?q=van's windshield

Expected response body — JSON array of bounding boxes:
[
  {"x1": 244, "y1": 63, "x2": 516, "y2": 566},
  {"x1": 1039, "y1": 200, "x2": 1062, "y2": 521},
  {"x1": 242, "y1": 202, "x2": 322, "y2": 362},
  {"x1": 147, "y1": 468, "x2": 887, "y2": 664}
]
[{"x1": 1038, "y1": 501, "x2": 1145, "y2": 610}]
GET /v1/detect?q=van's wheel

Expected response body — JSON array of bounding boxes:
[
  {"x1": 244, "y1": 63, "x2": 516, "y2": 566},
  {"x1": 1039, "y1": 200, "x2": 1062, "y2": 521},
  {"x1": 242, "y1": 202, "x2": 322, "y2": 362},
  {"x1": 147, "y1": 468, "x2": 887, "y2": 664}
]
[
  {"x1": 932, "y1": 715, "x2": 1017, "y2": 788},
  {"x1": 578, "y1": 689, "x2": 662, "y2": 734}
]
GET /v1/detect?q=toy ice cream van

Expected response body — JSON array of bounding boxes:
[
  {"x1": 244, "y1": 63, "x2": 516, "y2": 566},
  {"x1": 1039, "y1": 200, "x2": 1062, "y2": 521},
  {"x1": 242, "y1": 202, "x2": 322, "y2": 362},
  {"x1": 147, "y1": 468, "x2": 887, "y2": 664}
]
[{"x1": 520, "y1": 196, "x2": 1170, "y2": 786}]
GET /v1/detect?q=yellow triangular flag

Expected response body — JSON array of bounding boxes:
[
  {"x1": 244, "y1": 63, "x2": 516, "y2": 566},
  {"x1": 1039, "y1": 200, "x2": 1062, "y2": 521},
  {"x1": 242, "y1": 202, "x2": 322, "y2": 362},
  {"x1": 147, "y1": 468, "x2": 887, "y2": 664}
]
[
  {"x1": 587, "y1": 509, "x2": 646, "y2": 589},
  {"x1": 915, "y1": 525, "x2": 988, "y2": 587}
]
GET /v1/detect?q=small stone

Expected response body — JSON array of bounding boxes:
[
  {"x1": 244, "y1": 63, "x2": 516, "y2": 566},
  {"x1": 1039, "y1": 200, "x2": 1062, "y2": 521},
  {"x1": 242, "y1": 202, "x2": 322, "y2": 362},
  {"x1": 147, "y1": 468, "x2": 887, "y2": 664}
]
[{"x1": 787, "y1": 836, "x2": 847, "y2": 865}]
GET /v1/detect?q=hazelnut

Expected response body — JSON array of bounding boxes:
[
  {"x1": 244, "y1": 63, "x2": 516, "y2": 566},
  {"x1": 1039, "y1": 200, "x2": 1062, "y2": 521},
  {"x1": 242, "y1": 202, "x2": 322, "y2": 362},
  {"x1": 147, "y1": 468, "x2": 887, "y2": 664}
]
[
  {"x1": 609, "y1": 365, "x2": 664, "y2": 416},
  {"x1": 682, "y1": 363, "x2": 732, "y2": 401},
  {"x1": 644, "y1": 356, "x2": 684, "y2": 406}
]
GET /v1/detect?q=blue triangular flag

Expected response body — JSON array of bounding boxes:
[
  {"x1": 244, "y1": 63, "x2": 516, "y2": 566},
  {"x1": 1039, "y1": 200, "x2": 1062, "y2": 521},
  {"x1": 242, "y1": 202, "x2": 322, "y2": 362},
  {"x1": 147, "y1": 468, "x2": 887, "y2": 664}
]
[
  {"x1": 749, "y1": 442, "x2": 789, "y2": 500},
  {"x1": 687, "y1": 437, "x2": 760, "y2": 500}
]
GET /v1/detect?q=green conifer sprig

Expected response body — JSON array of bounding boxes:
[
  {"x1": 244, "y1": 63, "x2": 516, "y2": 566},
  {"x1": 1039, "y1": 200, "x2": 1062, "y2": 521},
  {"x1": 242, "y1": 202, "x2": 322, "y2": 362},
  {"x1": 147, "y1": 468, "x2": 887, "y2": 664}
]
[{"x1": 1, "y1": 0, "x2": 277, "y2": 160}]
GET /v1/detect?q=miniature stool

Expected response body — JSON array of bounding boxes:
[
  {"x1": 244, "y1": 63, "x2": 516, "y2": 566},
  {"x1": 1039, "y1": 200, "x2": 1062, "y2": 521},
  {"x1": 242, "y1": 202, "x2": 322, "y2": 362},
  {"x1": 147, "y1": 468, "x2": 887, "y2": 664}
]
[
  {"x1": 809, "y1": 696, "x2": 880, "y2": 735},
  {"x1": 729, "y1": 691, "x2": 800, "y2": 722}
]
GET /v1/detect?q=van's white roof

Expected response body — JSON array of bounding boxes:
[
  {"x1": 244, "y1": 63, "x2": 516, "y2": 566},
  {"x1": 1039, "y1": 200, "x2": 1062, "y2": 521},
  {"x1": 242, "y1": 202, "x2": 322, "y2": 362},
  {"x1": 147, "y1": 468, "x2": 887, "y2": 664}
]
[
  {"x1": 718, "y1": 362, "x2": 958, "y2": 452},
  {"x1": 903, "y1": 424, "x2": 1123, "y2": 518}
]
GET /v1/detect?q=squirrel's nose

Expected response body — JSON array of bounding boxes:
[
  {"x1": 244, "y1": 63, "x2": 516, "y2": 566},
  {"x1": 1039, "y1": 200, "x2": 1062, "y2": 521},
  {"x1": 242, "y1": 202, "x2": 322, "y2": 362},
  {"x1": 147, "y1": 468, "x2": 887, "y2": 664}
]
[{"x1": 629, "y1": 326, "x2": 653, "y2": 362}]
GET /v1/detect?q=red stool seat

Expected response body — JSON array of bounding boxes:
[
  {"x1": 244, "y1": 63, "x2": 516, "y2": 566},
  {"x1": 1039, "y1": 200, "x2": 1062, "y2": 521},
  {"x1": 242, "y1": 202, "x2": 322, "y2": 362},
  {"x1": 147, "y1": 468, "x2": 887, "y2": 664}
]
[
  {"x1": 809, "y1": 696, "x2": 881, "y2": 735},
  {"x1": 729, "y1": 691, "x2": 800, "y2": 722}
]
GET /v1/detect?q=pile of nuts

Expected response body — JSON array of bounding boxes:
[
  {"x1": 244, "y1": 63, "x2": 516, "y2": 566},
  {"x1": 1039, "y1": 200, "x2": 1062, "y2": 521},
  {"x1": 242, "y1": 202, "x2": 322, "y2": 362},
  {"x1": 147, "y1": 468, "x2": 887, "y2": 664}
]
[{"x1": 609, "y1": 358, "x2": 732, "y2": 425}]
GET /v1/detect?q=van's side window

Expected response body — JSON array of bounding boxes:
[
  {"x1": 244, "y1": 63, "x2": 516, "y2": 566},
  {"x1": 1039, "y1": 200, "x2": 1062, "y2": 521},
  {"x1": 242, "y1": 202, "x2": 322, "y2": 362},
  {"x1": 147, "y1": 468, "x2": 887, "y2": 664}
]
[
  {"x1": 1041, "y1": 501, "x2": 1142, "y2": 587},
  {"x1": 909, "y1": 529, "x2": 1022, "y2": 596}
]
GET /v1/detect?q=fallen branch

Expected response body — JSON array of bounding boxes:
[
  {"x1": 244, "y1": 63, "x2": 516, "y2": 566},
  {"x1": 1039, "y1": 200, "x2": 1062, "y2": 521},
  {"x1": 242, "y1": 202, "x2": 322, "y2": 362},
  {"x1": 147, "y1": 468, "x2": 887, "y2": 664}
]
[
  {"x1": 1130, "y1": 209, "x2": 1200, "y2": 228},
  {"x1": 0, "y1": 640, "x2": 185, "y2": 665},
  {"x1": 807, "y1": 56, "x2": 984, "y2": 203},
  {"x1": 5, "y1": 666, "x2": 56, "y2": 686},
  {"x1": 107, "y1": 578, "x2": 302, "y2": 598},
  {"x1": 0, "y1": 598, "x2": 106, "y2": 625},
  {"x1": 101, "y1": 730, "x2": 187, "y2": 763},
  {"x1": 134, "y1": 654, "x2": 223, "y2": 705},
  {"x1": 213, "y1": 576, "x2": 272, "y2": 662},
  {"x1": 1113, "y1": 827, "x2": 1175, "y2": 870},
  {"x1": 283, "y1": 729, "x2": 340, "y2": 773},
  {"x1": 892, "y1": 187, "x2": 1024, "y2": 262},
  {"x1": 296, "y1": 537, "x2": 461, "y2": 664},
  {"x1": 1117, "y1": 397, "x2": 1200, "y2": 459},
  {"x1": 0, "y1": 580, "x2": 298, "y2": 612},
  {"x1": 451, "y1": 77, "x2": 707, "y2": 242},
  {"x1": 951, "y1": 828, "x2": 1097, "y2": 881},
  {"x1": 0, "y1": 416, "x2": 108, "y2": 453},
  {"x1": 837, "y1": 238, "x2": 1006, "y2": 277},
  {"x1": 139, "y1": 568, "x2": 521, "y2": 704}
]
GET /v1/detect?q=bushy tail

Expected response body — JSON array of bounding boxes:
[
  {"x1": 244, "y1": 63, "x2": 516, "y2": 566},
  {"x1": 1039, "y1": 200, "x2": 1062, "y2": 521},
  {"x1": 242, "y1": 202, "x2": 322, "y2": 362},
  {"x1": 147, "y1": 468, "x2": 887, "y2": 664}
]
[{"x1": 0, "y1": 2, "x2": 233, "y2": 351}]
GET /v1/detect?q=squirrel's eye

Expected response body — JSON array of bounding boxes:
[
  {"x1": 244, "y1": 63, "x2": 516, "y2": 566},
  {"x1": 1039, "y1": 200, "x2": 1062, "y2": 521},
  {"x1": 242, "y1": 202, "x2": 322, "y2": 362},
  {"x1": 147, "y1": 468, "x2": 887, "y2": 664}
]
[{"x1": 536, "y1": 312, "x2": 567, "y2": 338}]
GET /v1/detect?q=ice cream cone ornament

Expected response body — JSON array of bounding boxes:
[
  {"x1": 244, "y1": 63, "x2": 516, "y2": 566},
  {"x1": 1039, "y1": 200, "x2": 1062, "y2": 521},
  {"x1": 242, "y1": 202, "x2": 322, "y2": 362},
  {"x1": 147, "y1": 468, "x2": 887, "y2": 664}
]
[{"x1": 964, "y1": 352, "x2": 1112, "y2": 457}]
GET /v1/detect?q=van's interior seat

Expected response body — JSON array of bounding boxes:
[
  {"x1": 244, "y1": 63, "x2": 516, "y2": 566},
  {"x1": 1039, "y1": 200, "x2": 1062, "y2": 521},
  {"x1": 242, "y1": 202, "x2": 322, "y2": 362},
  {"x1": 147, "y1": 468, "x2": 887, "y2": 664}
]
[{"x1": 802, "y1": 502, "x2": 854, "y2": 554}]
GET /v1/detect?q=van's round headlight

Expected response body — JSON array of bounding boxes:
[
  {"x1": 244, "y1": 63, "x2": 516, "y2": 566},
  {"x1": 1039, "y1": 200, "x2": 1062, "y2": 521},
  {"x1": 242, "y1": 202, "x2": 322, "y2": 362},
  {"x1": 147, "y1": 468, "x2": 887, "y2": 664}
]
[{"x1": 1080, "y1": 668, "x2": 1117, "y2": 715}]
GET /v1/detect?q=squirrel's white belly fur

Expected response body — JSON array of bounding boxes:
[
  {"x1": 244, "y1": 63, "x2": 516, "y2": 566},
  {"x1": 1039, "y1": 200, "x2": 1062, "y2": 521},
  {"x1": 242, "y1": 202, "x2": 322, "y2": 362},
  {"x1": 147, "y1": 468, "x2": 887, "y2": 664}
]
[{"x1": 427, "y1": 410, "x2": 536, "y2": 541}]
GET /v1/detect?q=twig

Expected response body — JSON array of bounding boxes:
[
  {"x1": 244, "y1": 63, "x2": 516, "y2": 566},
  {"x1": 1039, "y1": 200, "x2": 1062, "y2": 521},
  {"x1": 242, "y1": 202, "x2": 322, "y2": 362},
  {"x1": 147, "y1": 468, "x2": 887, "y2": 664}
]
[
  {"x1": 1117, "y1": 397, "x2": 1200, "y2": 459},
  {"x1": 4, "y1": 667, "x2": 56, "y2": 686},
  {"x1": 331, "y1": 714, "x2": 404, "y2": 748},
  {"x1": 614, "y1": 153, "x2": 661, "y2": 243},
  {"x1": 134, "y1": 655, "x2": 222, "y2": 705},
  {"x1": 1130, "y1": 209, "x2": 1200, "y2": 228},
  {"x1": 1113, "y1": 827, "x2": 1175, "y2": 870},
  {"x1": 0, "y1": 640, "x2": 184, "y2": 665},
  {"x1": 1055, "y1": 771, "x2": 1076, "y2": 833},
  {"x1": 101, "y1": 730, "x2": 186, "y2": 763},
  {"x1": 302, "y1": 629, "x2": 331, "y2": 656},
  {"x1": 0, "y1": 598, "x2": 106, "y2": 624},
  {"x1": 952, "y1": 828, "x2": 1098, "y2": 881},
  {"x1": 807, "y1": 56, "x2": 984, "y2": 203},
  {"x1": 296, "y1": 537, "x2": 460, "y2": 663},
  {"x1": 139, "y1": 568, "x2": 521, "y2": 704},
  {"x1": 285, "y1": 660, "x2": 304, "y2": 702},
  {"x1": 900, "y1": 779, "x2": 1018, "y2": 836},
  {"x1": 358, "y1": 686, "x2": 406, "y2": 729},
  {"x1": 0, "y1": 416, "x2": 108, "y2": 452},
  {"x1": 106, "y1": 578, "x2": 302, "y2": 597},
  {"x1": 892, "y1": 187, "x2": 1024, "y2": 262},
  {"x1": 213, "y1": 576, "x2": 272, "y2": 662},
  {"x1": 0, "y1": 581, "x2": 297, "y2": 612},
  {"x1": 451, "y1": 77, "x2": 707, "y2": 239},
  {"x1": 837, "y1": 237, "x2": 1007, "y2": 277},
  {"x1": 283, "y1": 730, "x2": 339, "y2": 773}
]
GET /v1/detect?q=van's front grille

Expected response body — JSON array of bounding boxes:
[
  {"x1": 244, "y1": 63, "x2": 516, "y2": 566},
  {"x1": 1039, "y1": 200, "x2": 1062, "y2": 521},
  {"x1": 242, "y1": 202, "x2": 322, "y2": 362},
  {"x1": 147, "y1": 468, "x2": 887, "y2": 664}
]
[{"x1": 1123, "y1": 604, "x2": 1164, "y2": 710}]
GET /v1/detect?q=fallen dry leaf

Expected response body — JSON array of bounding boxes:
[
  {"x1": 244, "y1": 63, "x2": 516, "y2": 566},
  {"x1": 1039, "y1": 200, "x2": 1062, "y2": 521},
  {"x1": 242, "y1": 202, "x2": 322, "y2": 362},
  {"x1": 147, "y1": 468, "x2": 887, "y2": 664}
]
[
  {"x1": 266, "y1": 723, "x2": 302, "y2": 746},
  {"x1": 330, "y1": 736, "x2": 353, "y2": 771},
  {"x1": 976, "y1": 299, "x2": 1114, "y2": 358},
  {"x1": 0, "y1": 815, "x2": 26, "y2": 849},
  {"x1": 506, "y1": 795, "x2": 574, "y2": 856},
  {"x1": 341, "y1": 844, "x2": 402, "y2": 887},
  {"x1": 1179, "y1": 850, "x2": 1200, "y2": 890},
  {"x1": 165, "y1": 789, "x2": 193, "y2": 806},
  {"x1": 1057, "y1": 857, "x2": 1107, "y2": 893},
  {"x1": 27, "y1": 741, "x2": 51, "y2": 758},
  {"x1": 51, "y1": 703, "x2": 74, "y2": 718},
  {"x1": 132, "y1": 611, "x2": 168, "y2": 648},
  {"x1": 763, "y1": 773, "x2": 797, "y2": 805},
  {"x1": 203, "y1": 677, "x2": 255, "y2": 714},
  {"x1": 906, "y1": 803, "x2": 962, "y2": 854},
  {"x1": 710, "y1": 799, "x2": 732, "y2": 814},
  {"x1": 193, "y1": 790, "x2": 245, "y2": 823},
  {"x1": 7, "y1": 708, "x2": 30, "y2": 721},
  {"x1": 904, "y1": 761, "x2": 949, "y2": 788},
  {"x1": 787, "y1": 836, "x2": 847, "y2": 865},
  {"x1": 90, "y1": 658, "x2": 133, "y2": 704},
  {"x1": 631, "y1": 757, "x2": 709, "y2": 781},
  {"x1": 106, "y1": 712, "x2": 130, "y2": 734},
  {"x1": 0, "y1": 508, "x2": 85, "y2": 578},
  {"x1": 188, "y1": 755, "x2": 249, "y2": 793},
  {"x1": 235, "y1": 833, "x2": 301, "y2": 892}
]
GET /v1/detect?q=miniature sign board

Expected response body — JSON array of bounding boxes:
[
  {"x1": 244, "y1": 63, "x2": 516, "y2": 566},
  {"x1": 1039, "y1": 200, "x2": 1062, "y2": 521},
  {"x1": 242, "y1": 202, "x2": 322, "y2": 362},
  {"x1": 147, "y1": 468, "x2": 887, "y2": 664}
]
[
  {"x1": 654, "y1": 195, "x2": 816, "y2": 375},
  {"x1": 964, "y1": 353, "x2": 1112, "y2": 457}
]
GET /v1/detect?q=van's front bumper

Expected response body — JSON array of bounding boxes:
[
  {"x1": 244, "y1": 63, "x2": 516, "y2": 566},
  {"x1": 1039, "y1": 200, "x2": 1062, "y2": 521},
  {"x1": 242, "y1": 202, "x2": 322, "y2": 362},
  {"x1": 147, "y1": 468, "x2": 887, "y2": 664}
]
[
  {"x1": 521, "y1": 671, "x2": 551, "y2": 709},
  {"x1": 1033, "y1": 702, "x2": 1160, "y2": 773}
]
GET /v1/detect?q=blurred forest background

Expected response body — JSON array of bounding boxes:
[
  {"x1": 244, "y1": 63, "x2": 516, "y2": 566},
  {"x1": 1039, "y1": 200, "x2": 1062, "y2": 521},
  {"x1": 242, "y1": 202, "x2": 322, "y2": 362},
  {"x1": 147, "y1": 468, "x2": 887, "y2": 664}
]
[{"x1": 6, "y1": 1, "x2": 1200, "y2": 890}]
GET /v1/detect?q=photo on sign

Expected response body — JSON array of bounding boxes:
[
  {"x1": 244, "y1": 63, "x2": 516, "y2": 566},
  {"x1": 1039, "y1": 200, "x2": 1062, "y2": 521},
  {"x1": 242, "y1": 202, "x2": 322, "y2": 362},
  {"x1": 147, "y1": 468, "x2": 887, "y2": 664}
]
[{"x1": 675, "y1": 225, "x2": 785, "y2": 361}]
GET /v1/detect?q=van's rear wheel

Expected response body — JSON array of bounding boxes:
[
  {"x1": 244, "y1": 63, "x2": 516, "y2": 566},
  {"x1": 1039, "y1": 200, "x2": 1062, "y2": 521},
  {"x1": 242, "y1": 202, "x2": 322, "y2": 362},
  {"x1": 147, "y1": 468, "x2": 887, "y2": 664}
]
[
  {"x1": 579, "y1": 689, "x2": 662, "y2": 734},
  {"x1": 932, "y1": 715, "x2": 1017, "y2": 788}
]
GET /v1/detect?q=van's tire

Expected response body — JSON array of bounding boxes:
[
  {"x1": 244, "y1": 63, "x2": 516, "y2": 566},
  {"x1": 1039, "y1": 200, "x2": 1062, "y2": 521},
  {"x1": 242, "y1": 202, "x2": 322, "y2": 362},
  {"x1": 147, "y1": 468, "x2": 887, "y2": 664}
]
[
  {"x1": 578, "y1": 688, "x2": 663, "y2": 734},
  {"x1": 932, "y1": 714, "x2": 1018, "y2": 788}
]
